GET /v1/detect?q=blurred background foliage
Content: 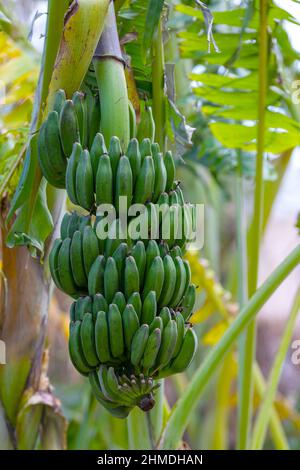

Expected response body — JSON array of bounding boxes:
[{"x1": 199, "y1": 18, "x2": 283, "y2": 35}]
[{"x1": 0, "y1": 0, "x2": 299, "y2": 450}]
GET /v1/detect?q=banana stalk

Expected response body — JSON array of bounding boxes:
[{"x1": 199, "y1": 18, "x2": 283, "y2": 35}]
[{"x1": 93, "y1": 1, "x2": 130, "y2": 150}]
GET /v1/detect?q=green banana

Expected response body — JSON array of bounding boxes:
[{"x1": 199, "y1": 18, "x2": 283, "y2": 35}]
[
  {"x1": 133, "y1": 156, "x2": 155, "y2": 204},
  {"x1": 49, "y1": 239, "x2": 63, "y2": 291},
  {"x1": 66, "y1": 212, "x2": 80, "y2": 238},
  {"x1": 131, "y1": 241, "x2": 146, "y2": 287},
  {"x1": 104, "y1": 257, "x2": 119, "y2": 303},
  {"x1": 88, "y1": 255, "x2": 105, "y2": 295},
  {"x1": 70, "y1": 230, "x2": 87, "y2": 289},
  {"x1": 142, "y1": 328, "x2": 161, "y2": 371},
  {"x1": 149, "y1": 316, "x2": 163, "y2": 333},
  {"x1": 69, "y1": 321, "x2": 91, "y2": 375},
  {"x1": 164, "y1": 150, "x2": 176, "y2": 192},
  {"x1": 140, "y1": 138, "x2": 152, "y2": 159},
  {"x1": 92, "y1": 294, "x2": 108, "y2": 320},
  {"x1": 126, "y1": 138, "x2": 141, "y2": 184},
  {"x1": 180, "y1": 284, "x2": 196, "y2": 321},
  {"x1": 76, "y1": 149, "x2": 94, "y2": 211},
  {"x1": 183, "y1": 259, "x2": 191, "y2": 297},
  {"x1": 59, "y1": 99, "x2": 80, "y2": 156},
  {"x1": 108, "y1": 136, "x2": 122, "y2": 180},
  {"x1": 53, "y1": 89, "x2": 66, "y2": 114},
  {"x1": 108, "y1": 304, "x2": 124, "y2": 358},
  {"x1": 95, "y1": 311, "x2": 111, "y2": 363},
  {"x1": 57, "y1": 238, "x2": 77, "y2": 296},
  {"x1": 38, "y1": 122, "x2": 65, "y2": 188},
  {"x1": 168, "y1": 328, "x2": 197, "y2": 374},
  {"x1": 90, "y1": 133, "x2": 107, "y2": 177},
  {"x1": 89, "y1": 371, "x2": 132, "y2": 418},
  {"x1": 75, "y1": 296, "x2": 92, "y2": 321},
  {"x1": 172, "y1": 312, "x2": 185, "y2": 358},
  {"x1": 112, "y1": 243, "x2": 128, "y2": 289},
  {"x1": 145, "y1": 240, "x2": 160, "y2": 274},
  {"x1": 66, "y1": 142, "x2": 82, "y2": 205},
  {"x1": 141, "y1": 291, "x2": 157, "y2": 325},
  {"x1": 115, "y1": 155, "x2": 133, "y2": 213},
  {"x1": 80, "y1": 312, "x2": 99, "y2": 367},
  {"x1": 87, "y1": 92, "x2": 101, "y2": 148},
  {"x1": 122, "y1": 304, "x2": 140, "y2": 351},
  {"x1": 155, "y1": 319, "x2": 177, "y2": 370},
  {"x1": 137, "y1": 104, "x2": 155, "y2": 143},
  {"x1": 142, "y1": 256, "x2": 164, "y2": 302},
  {"x1": 72, "y1": 91, "x2": 87, "y2": 148},
  {"x1": 153, "y1": 151, "x2": 167, "y2": 202},
  {"x1": 124, "y1": 256, "x2": 140, "y2": 300},
  {"x1": 112, "y1": 291, "x2": 126, "y2": 313},
  {"x1": 127, "y1": 292, "x2": 142, "y2": 320},
  {"x1": 82, "y1": 225, "x2": 99, "y2": 278},
  {"x1": 159, "y1": 307, "x2": 171, "y2": 326},
  {"x1": 170, "y1": 256, "x2": 187, "y2": 308},
  {"x1": 130, "y1": 324, "x2": 149, "y2": 367},
  {"x1": 96, "y1": 154, "x2": 113, "y2": 206},
  {"x1": 60, "y1": 213, "x2": 71, "y2": 239},
  {"x1": 159, "y1": 255, "x2": 176, "y2": 307},
  {"x1": 44, "y1": 111, "x2": 66, "y2": 175}
]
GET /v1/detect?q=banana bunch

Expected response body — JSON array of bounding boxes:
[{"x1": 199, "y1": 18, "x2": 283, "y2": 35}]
[
  {"x1": 50, "y1": 212, "x2": 196, "y2": 309},
  {"x1": 65, "y1": 135, "x2": 178, "y2": 213},
  {"x1": 38, "y1": 89, "x2": 100, "y2": 188},
  {"x1": 69, "y1": 293, "x2": 197, "y2": 414},
  {"x1": 44, "y1": 89, "x2": 199, "y2": 417}
]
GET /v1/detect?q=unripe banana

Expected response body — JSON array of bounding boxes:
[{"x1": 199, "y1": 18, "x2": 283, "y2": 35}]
[
  {"x1": 142, "y1": 256, "x2": 164, "y2": 302},
  {"x1": 38, "y1": 122, "x2": 65, "y2": 188},
  {"x1": 124, "y1": 256, "x2": 140, "y2": 300},
  {"x1": 69, "y1": 321, "x2": 91, "y2": 375},
  {"x1": 133, "y1": 156, "x2": 155, "y2": 204},
  {"x1": 142, "y1": 328, "x2": 161, "y2": 371},
  {"x1": 159, "y1": 307, "x2": 172, "y2": 326},
  {"x1": 45, "y1": 111, "x2": 67, "y2": 176},
  {"x1": 82, "y1": 226, "x2": 99, "y2": 278},
  {"x1": 96, "y1": 154, "x2": 113, "y2": 206},
  {"x1": 95, "y1": 311, "x2": 111, "y2": 363},
  {"x1": 153, "y1": 151, "x2": 167, "y2": 202},
  {"x1": 108, "y1": 136, "x2": 122, "y2": 180},
  {"x1": 180, "y1": 284, "x2": 196, "y2": 321},
  {"x1": 90, "y1": 133, "x2": 107, "y2": 177},
  {"x1": 164, "y1": 150, "x2": 176, "y2": 192},
  {"x1": 122, "y1": 304, "x2": 140, "y2": 351},
  {"x1": 131, "y1": 241, "x2": 146, "y2": 287},
  {"x1": 53, "y1": 89, "x2": 66, "y2": 114},
  {"x1": 141, "y1": 291, "x2": 157, "y2": 325},
  {"x1": 72, "y1": 91, "x2": 87, "y2": 148},
  {"x1": 49, "y1": 239, "x2": 63, "y2": 291},
  {"x1": 112, "y1": 291, "x2": 126, "y2": 313},
  {"x1": 92, "y1": 294, "x2": 108, "y2": 320},
  {"x1": 59, "y1": 99, "x2": 80, "y2": 156},
  {"x1": 70, "y1": 230, "x2": 87, "y2": 289},
  {"x1": 126, "y1": 138, "x2": 141, "y2": 184},
  {"x1": 57, "y1": 238, "x2": 77, "y2": 296},
  {"x1": 140, "y1": 138, "x2": 152, "y2": 159},
  {"x1": 66, "y1": 142, "x2": 82, "y2": 205},
  {"x1": 131, "y1": 324, "x2": 149, "y2": 367},
  {"x1": 108, "y1": 304, "x2": 124, "y2": 358},
  {"x1": 75, "y1": 296, "x2": 92, "y2": 321},
  {"x1": 170, "y1": 256, "x2": 187, "y2": 308},
  {"x1": 104, "y1": 257, "x2": 119, "y2": 303},
  {"x1": 76, "y1": 149, "x2": 94, "y2": 211},
  {"x1": 155, "y1": 319, "x2": 177, "y2": 370},
  {"x1": 145, "y1": 240, "x2": 160, "y2": 274},
  {"x1": 172, "y1": 312, "x2": 185, "y2": 358},
  {"x1": 115, "y1": 155, "x2": 133, "y2": 213},
  {"x1": 159, "y1": 255, "x2": 176, "y2": 307},
  {"x1": 80, "y1": 312, "x2": 99, "y2": 367},
  {"x1": 127, "y1": 292, "x2": 142, "y2": 320},
  {"x1": 88, "y1": 255, "x2": 105, "y2": 295},
  {"x1": 167, "y1": 327, "x2": 197, "y2": 374},
  {"x1": 149, "y1": 316, "x2": 163, "y2": 333}
]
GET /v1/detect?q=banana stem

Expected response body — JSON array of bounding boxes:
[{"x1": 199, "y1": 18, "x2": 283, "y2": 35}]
[
  {"x1": 93, "y1": 1, "x2": 130, "y2": 150},
  {"x1": 152, "y1": 19, "x2": 166, "y2": 152}
]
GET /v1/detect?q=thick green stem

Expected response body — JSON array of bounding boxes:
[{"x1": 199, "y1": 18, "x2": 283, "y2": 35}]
[
  {"x1": 93, "y1": 1, "x2": 130, "y2": 149},
  {"x1": 243, "y1": 0, "x2": 269, "y2": 448},
  {"x1": 152, "y1": 20, "x2": 166, "y2": 152},
  {"x1": 127, "y1": 408, "x2": 152, "y2": 450},
  {"x1": 159, "y1": 244, "x2": 300, "y2": 450},
  {"x1": 251, "y1": 288, "x2": 300, "y2": 449}
]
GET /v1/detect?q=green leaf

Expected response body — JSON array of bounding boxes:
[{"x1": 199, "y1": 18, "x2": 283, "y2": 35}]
[{"x1": 142, "y1": 0, "x2": 164, "y2": 60}]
